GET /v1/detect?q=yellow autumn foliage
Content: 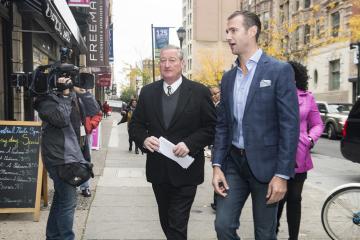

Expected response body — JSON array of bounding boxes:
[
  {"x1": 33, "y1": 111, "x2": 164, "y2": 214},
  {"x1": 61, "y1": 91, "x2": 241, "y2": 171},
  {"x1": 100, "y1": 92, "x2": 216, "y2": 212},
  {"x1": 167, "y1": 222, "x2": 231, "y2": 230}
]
[
  {"x1": 260, "y1": 0, "x2": 360, "y2": 61},
  {"x1": 192, "y1": 49, "x2": 226, "y2": 87}
]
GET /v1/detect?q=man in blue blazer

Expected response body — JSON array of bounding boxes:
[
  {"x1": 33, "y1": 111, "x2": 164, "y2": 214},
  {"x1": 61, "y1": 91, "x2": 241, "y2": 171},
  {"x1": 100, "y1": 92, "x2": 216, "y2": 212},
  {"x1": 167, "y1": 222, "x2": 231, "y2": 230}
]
[{"x1": 212, "y1": 11, "x2": 300, "y2": 239}]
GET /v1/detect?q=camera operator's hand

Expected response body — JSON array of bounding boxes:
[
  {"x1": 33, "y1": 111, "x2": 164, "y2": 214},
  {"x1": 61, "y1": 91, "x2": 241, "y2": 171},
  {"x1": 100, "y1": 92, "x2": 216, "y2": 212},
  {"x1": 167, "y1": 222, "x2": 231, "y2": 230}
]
[
  {"x1": 73, "y1": 86, "x2": 86, "y2": 94},
  {"x1": 57, "y1": 77, "x2": 72, "y2": 95}
]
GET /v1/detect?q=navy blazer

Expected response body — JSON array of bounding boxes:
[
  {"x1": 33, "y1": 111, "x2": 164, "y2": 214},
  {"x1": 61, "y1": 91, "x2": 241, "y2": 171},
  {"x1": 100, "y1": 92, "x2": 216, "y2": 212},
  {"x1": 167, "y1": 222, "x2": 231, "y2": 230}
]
[{"x1": 212, "y1": 53, "x2": 300, "y2": 183}]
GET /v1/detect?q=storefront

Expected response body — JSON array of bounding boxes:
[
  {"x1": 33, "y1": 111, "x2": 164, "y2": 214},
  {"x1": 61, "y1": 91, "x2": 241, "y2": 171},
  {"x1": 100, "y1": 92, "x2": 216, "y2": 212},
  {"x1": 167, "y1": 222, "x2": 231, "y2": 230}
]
[
  {"x1": 13, "y1": 0, "x2": 87, "y2": 120},
  {"x1": 0, "y1": 1, "x2": 12, "y2": 120}
]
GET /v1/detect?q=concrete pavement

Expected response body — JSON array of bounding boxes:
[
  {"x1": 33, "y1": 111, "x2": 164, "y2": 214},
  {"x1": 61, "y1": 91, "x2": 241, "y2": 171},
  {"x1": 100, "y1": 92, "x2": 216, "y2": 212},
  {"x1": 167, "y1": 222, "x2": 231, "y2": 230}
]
[
  {"x1": 0, "y1": 112, "x2": 335, "y2": 239},
  {"x1": 83, "y1": 112, "x2": 330, "y2": 240}
]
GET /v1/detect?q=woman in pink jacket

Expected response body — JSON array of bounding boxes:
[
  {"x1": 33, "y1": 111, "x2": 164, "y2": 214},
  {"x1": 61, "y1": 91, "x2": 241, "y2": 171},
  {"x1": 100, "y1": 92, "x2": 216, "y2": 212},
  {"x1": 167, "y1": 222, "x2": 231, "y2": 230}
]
[{"x1": 276, "y1": 61, "x2": 324, "y2": 239}]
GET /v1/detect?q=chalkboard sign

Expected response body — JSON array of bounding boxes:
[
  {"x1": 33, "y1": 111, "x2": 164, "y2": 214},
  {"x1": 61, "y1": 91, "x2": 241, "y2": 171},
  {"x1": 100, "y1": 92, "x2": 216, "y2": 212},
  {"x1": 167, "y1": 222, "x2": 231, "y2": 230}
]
[{"x1": 0, "y1": 121, "x2": 43, "y2": 221}]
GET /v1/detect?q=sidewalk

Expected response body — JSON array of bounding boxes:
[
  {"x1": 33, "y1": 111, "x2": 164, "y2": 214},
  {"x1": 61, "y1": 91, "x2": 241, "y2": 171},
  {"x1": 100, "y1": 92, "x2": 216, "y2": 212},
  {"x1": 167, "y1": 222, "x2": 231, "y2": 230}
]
[
  {"x1": 0, "y1": 115, "x2": 114, "y2": 240},
  {"x1": 83, "y1": 112, "x2": 329, "y2": 240},
  {"x1": 0, "y1": 112, "x2": 330, "y2": 239}
]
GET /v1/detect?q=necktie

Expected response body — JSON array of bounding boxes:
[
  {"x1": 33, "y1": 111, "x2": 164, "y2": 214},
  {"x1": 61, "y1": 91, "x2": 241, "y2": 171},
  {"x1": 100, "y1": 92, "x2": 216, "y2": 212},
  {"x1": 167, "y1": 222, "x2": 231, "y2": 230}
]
[{"x1": 167, "y1": 86, "x2": 172, "y2": 96}]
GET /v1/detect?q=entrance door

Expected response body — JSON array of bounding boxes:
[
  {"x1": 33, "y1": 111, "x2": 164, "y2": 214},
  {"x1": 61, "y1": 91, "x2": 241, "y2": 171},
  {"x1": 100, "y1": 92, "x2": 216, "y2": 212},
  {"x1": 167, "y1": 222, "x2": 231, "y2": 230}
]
[{"x1": 0, "y1": 19, "x2": 5, "y2": 120}]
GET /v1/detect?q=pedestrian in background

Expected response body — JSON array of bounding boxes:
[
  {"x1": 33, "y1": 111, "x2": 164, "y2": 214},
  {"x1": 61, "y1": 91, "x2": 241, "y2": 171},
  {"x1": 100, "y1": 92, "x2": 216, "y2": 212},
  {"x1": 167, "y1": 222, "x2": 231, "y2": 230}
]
[
  {"x1": 121, "y1": 98, "x2": 139, "y2": 154},
  {"x1": 129, "y1": 45, "x2": 216, "y2": 240},
  {"x1": 102, "y1": 101, "x2": 110, "y2": 118},
  {"x1": 276, "y1": 61, "x2": 324, "y2": 239},
  {"x1": 212, "y1": 10, "x2": 299, "y2": 239},
  {"x1": 209, "y1": 86, "x2": 221, "y2": 211},
  {"x1": 80, "y1": 102, "x2": 102, "y2": 197}
]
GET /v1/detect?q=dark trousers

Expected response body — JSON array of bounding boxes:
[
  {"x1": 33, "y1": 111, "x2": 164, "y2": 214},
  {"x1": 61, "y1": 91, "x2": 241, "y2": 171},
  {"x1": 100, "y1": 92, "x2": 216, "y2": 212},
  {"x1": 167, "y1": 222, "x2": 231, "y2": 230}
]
[
  {"x1": 277, "y1": 172, "x2": 307, "y2": 240},
  {"x1": 128, "y1": 137, "x2": 138, "y2": 152},
  {"x1": 152, "y1": 183, "x2": 197, "y2": 240},
  {"x1": 215, "y1": 147, "x2": 278, "y2": 240}
]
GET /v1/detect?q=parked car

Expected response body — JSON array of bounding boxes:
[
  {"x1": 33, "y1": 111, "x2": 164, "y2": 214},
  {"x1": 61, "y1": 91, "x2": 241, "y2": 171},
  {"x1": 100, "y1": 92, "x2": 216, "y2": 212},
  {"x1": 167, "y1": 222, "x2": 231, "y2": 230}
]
[
  {"x1": 341, "y1": 98, "x2": 360, "y2": 163},
  {"x1": 316, "y1": 101, "x2": 352, "y2": 139}
]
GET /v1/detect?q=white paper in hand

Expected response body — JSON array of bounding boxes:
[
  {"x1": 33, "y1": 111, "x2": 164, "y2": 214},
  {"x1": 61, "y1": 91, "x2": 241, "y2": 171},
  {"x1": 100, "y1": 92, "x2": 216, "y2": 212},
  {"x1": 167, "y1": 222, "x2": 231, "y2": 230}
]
[{"x1": 157, "y1": 137, "x2": 194, "y2": 169}]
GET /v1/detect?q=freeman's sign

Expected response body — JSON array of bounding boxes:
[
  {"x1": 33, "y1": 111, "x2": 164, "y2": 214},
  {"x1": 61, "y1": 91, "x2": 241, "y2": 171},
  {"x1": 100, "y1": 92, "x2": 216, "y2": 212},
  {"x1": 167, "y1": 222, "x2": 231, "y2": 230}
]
[
  {"x1": 87, "y1": 0, "x2": 106, "y2": 67},
  {"x1": 44, "y1": 2, "x2": 71, "y2": 43}
]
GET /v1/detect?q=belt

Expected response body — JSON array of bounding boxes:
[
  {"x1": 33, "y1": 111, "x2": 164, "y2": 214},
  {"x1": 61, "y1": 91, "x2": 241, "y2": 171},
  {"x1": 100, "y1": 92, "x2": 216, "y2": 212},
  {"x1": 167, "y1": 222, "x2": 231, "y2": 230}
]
[{"x1": 231, "y1": 145, "x2": 246, "y2": 157}]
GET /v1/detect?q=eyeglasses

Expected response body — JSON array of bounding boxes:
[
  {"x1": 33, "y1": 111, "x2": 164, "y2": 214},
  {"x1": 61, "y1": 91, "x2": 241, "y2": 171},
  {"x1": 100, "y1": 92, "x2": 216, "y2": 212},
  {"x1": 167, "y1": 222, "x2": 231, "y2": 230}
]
[{"x1": 160, "y1": 57, "x2": 180, "y2": 65}]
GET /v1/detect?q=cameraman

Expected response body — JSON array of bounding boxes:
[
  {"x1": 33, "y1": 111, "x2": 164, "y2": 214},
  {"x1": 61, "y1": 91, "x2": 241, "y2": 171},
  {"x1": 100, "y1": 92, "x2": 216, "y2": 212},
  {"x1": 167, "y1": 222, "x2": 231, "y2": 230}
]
[{"x1": 34, "y1": 76, "x2": 99, "y2": 240}]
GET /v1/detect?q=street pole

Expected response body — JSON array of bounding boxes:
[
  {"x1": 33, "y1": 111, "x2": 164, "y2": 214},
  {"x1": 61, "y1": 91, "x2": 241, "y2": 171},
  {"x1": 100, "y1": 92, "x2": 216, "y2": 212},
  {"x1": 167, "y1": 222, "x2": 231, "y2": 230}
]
[
  {"x1": 357, "y1": 43, "x2": 360, "y2": 100},
  {"x1": 151, "y1": 24, "x2": 155, "y2": 82},
  {"x1": 351, "y1": 42, "x2": 360, "y2": 100}
]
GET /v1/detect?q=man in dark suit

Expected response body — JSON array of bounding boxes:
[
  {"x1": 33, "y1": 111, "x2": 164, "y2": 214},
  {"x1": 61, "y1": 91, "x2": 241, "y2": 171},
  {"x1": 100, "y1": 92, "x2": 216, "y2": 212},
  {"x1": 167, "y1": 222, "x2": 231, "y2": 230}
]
[
  {"x1": 130, "y1": 45, "x2": 216, "y2": 240},
  {"x1": 212, "y1": 11, "x2": 299, "y2": 239}
]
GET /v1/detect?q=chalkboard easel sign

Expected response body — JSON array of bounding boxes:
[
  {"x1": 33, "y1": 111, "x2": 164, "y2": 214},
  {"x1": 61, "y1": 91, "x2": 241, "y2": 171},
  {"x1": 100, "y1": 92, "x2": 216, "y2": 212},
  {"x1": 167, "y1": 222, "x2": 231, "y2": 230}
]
[{"x1": 0, "y1": 121, "x2": 43, "y2": 221}]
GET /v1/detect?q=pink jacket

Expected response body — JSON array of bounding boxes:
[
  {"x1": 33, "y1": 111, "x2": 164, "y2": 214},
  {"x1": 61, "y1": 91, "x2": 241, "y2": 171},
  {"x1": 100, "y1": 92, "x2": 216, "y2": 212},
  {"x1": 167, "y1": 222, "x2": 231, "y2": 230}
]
[{"x1": 295, "y1": 90, "x2": 324, "y2": 173}]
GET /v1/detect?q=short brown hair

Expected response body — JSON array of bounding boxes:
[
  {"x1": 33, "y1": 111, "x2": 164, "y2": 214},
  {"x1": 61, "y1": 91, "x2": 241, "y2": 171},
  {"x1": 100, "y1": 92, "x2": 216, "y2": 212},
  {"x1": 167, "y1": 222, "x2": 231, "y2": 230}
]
[{"x1": 228, "y1": 10, "x2": 261, "y2": 42}]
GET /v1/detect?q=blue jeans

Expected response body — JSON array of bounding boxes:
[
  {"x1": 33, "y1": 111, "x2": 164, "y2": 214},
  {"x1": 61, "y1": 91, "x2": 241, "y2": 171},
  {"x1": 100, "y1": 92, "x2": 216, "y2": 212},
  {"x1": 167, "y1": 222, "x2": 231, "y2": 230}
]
[
  {"x1": 215, "y1": 150, "x2": 278, "y2": 240},
  {"x1": 46, "y1": 166, "x2": 77, "y2": 240}
]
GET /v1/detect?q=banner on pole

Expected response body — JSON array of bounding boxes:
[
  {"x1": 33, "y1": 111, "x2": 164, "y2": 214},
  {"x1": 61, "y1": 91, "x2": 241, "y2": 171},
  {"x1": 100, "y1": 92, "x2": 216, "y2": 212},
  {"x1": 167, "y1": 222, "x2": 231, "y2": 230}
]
[
  {"x1": 154, "y1": 27, "x2": 169, "y2": 58},
  {"x1": 109, "y1": 23, "x2": 114, "y2": 62}
]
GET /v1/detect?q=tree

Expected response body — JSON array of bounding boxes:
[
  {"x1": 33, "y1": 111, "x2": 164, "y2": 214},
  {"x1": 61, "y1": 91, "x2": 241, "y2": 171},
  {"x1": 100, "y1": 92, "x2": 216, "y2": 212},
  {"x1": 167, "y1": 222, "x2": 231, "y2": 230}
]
[
  {"x1": 259, "y1": 0, "x2": 359, "y2": 61},
  {"x1": 350, "y1": 0, "x2": 360, "y2": 42},
  {"x1": 120, "y1": 86, "x2": 136, "y2": 104},
  {"x1": 192, "y1": 49, "x2": 226, "y2": 87},
  {"x1": 123, "y1": 59, "x2": 160, "y2": 89}
]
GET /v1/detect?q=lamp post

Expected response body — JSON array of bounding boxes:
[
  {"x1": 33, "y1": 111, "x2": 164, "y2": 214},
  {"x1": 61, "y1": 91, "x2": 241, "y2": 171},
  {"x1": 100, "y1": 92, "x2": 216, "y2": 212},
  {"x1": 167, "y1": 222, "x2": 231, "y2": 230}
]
[
  {"x1": 350, "y1": 42, "x2": 360, "y2": 100},
  {"x1": 176, "y1": 27, "x2": 186, "y2": 49}
]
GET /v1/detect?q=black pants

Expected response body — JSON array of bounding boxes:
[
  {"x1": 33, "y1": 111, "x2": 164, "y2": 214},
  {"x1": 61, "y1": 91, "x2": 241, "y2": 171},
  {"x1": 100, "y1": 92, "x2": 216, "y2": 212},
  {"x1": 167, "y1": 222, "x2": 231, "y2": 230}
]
[
  {"x1": 128, "y1": 137, "x2": 138, "y2": 152},
  {"x1": 277, "y1": 172, "x2": 307, "y2": 240},
  {"x1": 152, "y1": 183, "x2": 197, "y2": 240}
]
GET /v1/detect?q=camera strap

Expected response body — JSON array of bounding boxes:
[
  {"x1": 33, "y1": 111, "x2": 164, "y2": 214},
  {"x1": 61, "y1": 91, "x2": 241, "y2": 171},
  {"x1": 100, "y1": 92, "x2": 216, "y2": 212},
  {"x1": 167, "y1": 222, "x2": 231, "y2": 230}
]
[{"x1": 73, "y1": 96, "x2": 87, "y2": 148}]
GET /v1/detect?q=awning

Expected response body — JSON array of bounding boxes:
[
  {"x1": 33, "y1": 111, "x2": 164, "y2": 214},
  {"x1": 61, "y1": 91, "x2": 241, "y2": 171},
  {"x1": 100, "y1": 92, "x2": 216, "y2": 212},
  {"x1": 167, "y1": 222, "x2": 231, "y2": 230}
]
[
  {"x1": 42, "y1": 0, "x2": 87, "y2": 53},
  {"x1": 18, "y1": 0, "x2": 87, "y2": 54}
]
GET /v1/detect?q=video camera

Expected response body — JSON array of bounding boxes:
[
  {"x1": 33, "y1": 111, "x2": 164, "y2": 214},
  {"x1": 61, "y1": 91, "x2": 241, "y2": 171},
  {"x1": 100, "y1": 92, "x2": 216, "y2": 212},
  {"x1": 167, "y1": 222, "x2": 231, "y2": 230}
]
[{"x1": 11, "y1": 47, "x2": 95, "y2": 96}]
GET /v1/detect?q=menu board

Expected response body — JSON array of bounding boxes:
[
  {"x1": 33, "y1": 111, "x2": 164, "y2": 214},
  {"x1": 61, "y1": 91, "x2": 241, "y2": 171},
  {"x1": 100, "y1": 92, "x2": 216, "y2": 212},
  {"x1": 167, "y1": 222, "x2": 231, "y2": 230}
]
[{"x1": 0, "y1": 121, "x2": 43, "y2": 221}]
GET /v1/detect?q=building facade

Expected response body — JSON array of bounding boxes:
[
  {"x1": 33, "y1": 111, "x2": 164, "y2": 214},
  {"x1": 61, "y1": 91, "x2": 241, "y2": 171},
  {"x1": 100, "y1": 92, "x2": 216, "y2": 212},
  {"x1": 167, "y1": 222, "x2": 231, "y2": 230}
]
[
  {"x1": 182, "y1": 0, "x2": 243, "y2": 84},
  {"x1": 184, "y1": 0, "x2": 359, "y2": 102},
  {"x1": 241, "y1": 0, "x2": 358, "y2": 103}
]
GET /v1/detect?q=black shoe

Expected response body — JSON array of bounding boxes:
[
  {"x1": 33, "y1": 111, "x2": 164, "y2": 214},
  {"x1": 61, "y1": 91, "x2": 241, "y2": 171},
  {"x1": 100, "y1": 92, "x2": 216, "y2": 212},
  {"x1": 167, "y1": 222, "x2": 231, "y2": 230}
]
[
  {"x1": 129, "y1": 147, "x2": 132, "y2": 152},
  {"x1": 211, "y1": 203, "x2": 216, "y2": 211},
  {"x1": 82, "y1": 188, "x2": 91, "y2": 197},
  {"x1": 135, "y1": 150, "x2": 139, "y2": 154}
]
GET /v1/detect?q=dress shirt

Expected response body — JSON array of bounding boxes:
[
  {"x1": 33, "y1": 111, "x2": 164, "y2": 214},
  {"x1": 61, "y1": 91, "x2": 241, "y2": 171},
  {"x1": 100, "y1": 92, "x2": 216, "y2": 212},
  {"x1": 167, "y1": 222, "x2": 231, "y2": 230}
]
[
  {"x1": 163, "y1": 76, "x2": 182, "y2": 95},
  {"x1": 232, "y1": 49, "x2": 262, "y2": 149}
]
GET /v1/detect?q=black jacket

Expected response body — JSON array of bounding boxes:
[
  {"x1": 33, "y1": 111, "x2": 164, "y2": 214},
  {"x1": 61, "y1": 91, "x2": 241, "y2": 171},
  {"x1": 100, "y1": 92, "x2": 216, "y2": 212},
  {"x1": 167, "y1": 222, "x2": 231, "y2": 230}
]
[{"x1": 129, "y1": 77, "x2": 216, "y2": 186}]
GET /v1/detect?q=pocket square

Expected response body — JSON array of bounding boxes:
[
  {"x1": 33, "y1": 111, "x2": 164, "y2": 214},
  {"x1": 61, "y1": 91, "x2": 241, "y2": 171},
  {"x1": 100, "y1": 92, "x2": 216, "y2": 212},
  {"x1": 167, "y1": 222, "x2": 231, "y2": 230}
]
[{"x1": 260, "y1": 79, "x2": 271, "y2": 88}]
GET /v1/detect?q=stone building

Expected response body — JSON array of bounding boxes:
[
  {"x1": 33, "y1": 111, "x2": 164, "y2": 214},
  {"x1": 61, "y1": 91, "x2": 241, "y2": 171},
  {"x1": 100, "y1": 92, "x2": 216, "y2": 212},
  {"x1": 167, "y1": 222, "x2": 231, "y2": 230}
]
[{"x1": 182, "y1": 0, "x2": 359, "y2": 102}]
